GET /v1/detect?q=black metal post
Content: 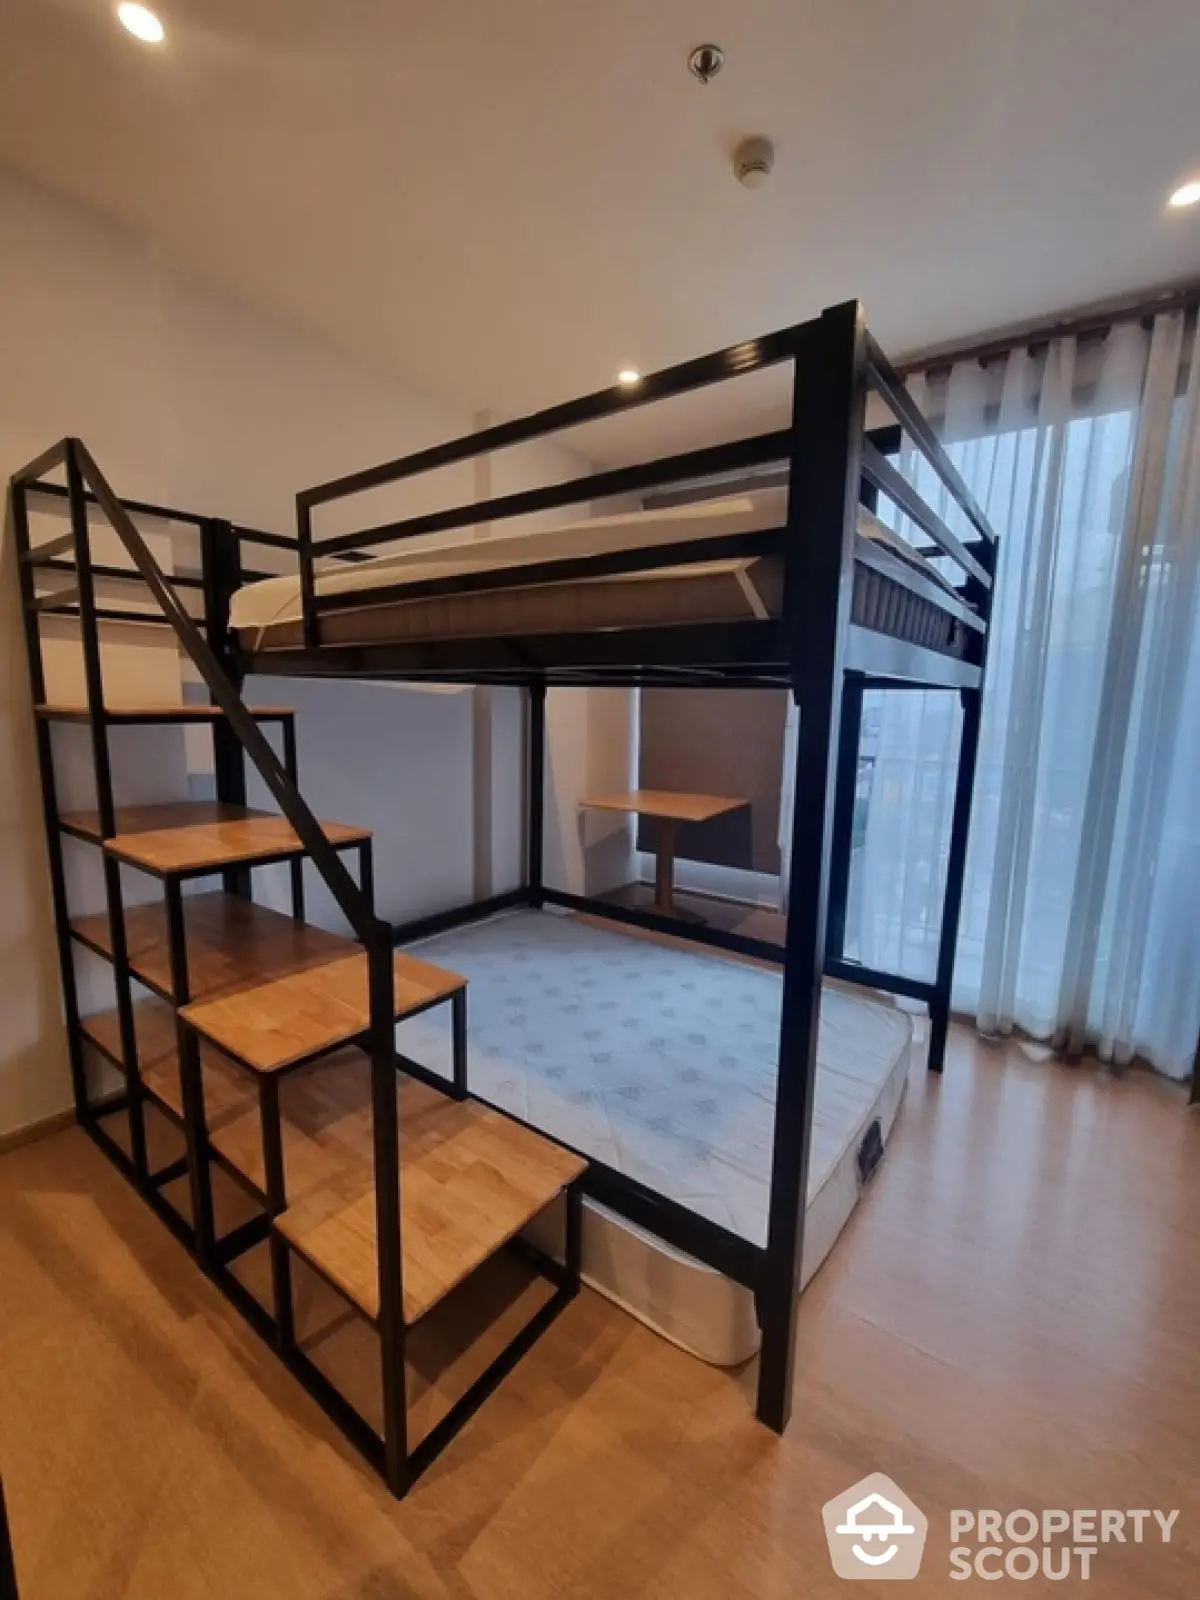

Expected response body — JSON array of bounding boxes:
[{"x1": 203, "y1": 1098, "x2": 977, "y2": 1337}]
[
  {"x1": 358, "y1": 835, "x2": 375, "y2": 911},
  {"x1": 824, "y1": 674, "x2": 865, "y2": 967},
  {"x1": 928, "y1": 526, "x2": 996, "y2": 1074},
  {"x1": 927, "y1": 687, "x2": 982, "y2": 1073},
  {"x1": 565, "y1": 1182, "x2": 583, "y2": 1285},
  {"x1": 527, "y1": 682, "x2": 546, "y2": 908},
  {"x1": 757, "y1": 302, "x2": 868, "y2": 1434},
  {"x1": 66, "y1": 443, "x2": 149, "y2": 1181},
  {"x1": 367, "y1": 930, "x2": 408, "y2": 1494},
  {"x1": 282, "y1": 715, "x2": 305, "y2": 922},
  {"x1": 296, "y1": 499, "x2": 318, "y2": 650},
  {"x1": 165, "y1": 881, "x2": 215, "y2": 1260},
  {"x1": 10, "y1": 485, "x2": 91, "y2": 1120},
  {"x1": 450, "y1": 988, "x2": 468, "y2": 1100},
  {"x1": 259, "y1": 1076, "x2": 295, "y2": 1353},
  {"x1": 203, "y1": 518, "x2": 252, "y2": 899}
]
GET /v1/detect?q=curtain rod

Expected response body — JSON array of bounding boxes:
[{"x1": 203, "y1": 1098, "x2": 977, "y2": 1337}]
[{"x1": 895, "y1": 278, "x2": 1200, "y2": 378}]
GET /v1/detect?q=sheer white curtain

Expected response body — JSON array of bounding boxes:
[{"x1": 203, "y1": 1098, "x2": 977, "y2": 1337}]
[{"x1": 847, "y1": 311, "x2": 1200, "y2": 1080}]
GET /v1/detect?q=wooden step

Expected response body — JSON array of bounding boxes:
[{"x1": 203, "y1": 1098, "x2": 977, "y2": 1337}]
[
  {"x1": 70, "y1": 891, "x2": 465, "y2": 1073},
  {"x1": 59, "y1": 800, "x2": 369, "y2": 876},
  {"x1": 82, "y1": 999, "x2": 582, "y2": 1325},
  {"x1": 275, "y1": 1063, "x2": 587, "y2": 1325},
  {"x1": 37, "y1": 702, "x2": 293, "y2": 725}
]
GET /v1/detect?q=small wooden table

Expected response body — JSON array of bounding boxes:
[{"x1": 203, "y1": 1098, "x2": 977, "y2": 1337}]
[{"x1": 580, "y1": 788, "x2": 749, "y2": 921}]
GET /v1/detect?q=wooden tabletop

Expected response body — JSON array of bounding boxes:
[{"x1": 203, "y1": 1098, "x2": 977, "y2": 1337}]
[
  {"x1": 580, "y1": 789, "x2": 749, "y2": 824},
  {"x1": 59, "y1": 801, "x2": 369, "y2": 875},
  {"x1": 276, "y1": 1069, "x2": 586, "y2": 1326}
]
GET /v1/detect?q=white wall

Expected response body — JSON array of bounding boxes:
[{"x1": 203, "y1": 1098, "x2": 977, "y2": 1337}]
[
  {"x1": 0, "y1": 165, "x2": 631, "y2": 1140},
  {"x1": 545, "y1": 689, "x2": 635, "y2": 897}
]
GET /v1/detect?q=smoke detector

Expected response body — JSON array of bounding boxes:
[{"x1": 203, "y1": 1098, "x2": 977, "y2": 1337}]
[{"x1": 734, "y1": 136, "x2": 775, "y2": 190}]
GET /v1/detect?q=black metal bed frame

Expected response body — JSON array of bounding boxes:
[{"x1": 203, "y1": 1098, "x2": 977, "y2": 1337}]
[{"x1": 11, "y1": 299, "x2": 996, "y2": 1485}]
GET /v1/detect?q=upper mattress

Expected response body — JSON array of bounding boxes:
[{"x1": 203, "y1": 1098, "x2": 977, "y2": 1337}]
[{"x1": 231, "y1": 489, "x2": 967, "y2": 654}]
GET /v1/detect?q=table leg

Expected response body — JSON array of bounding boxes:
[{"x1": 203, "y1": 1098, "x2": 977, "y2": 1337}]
[{"x1": 654, "y1": 818, "x2": 677, "y2": 915}]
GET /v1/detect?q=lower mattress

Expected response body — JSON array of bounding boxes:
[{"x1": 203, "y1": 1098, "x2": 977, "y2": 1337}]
[{"x1": 396, "y1": 910, "x2": 912, "y2": 1366}]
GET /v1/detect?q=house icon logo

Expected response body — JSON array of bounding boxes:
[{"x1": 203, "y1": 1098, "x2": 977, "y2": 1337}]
[{"x1": 822, "y1": 1473, "x2": 928, "y2": 1580}]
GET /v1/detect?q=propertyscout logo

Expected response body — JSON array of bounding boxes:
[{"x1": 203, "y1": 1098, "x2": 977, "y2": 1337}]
[
  {"x1": 822, "y1": 1475, "x2": 1181, "y2": 1582},
  {"x1": 823, "y1": 1476, "x2": 928, "y2": 1579}
]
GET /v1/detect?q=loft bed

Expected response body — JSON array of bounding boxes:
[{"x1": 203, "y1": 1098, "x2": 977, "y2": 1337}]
[
  {"x1": 12, "y1": 299, "x2": 997, "y2": 1492},
  {"x1": 232, "y1": 298, "x2": 997, "y2": 1428}
]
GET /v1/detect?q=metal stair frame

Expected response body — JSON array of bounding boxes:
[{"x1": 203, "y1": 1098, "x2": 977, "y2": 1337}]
[{"x1": 9, "y1": 439, "x2": 412, "y2": 1491}]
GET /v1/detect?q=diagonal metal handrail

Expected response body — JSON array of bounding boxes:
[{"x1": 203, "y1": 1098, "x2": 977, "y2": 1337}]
[{"x1": 70, "y1": 439, "x2": 379, "y2": 946}]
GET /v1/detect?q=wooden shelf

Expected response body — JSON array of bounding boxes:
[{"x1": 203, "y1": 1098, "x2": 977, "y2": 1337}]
[
  {"x1": 71, "y1": 890, "x2": 356, "y2": 1004},
  {"x1": 59, "y1": 801, "x2": 369, "y2": 876},
  {"x1": 37, "y1": 703, "x2": 293, "y2": 724},
  {"x1": 275, "y1": 1064, "x2": 587, "y2": 1325},
  {"x1": 81, "y1": 998, "x2": 256, "y2": 1139},
  {"x1": 70, "y1": 891, "x2": 465, "y2": 1074},
  {"x1": 580, "y1": 788, "x2": 749, "y2": 824},
  {"x1": 81, "y1": 1000, "x2": 367, "y2": 1204}
]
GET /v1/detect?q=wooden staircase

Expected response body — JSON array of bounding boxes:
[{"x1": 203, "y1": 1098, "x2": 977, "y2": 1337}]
[{"x1": 12, "y1": 439, "x2": 586, "y2": 1499}]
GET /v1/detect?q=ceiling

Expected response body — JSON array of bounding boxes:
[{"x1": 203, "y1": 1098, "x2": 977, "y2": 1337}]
[{"x1": 2, "y1": 0, "x2": 1199, "y2": 466}]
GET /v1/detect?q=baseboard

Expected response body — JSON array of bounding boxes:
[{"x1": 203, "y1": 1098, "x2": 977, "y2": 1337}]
[{"x1": 0, "y1": 1105, "x2": 76, "y2": 1157}]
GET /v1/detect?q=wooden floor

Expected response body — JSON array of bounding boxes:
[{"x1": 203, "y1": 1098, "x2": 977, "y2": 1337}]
[{"x1": 2, "y1": 1029, "x2": 1197, "y2": 1598}]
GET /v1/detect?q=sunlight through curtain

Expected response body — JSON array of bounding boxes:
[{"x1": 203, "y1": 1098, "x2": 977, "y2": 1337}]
[{"x1": 846, "y1": 311, "x2": 1200, "y2": 1079}]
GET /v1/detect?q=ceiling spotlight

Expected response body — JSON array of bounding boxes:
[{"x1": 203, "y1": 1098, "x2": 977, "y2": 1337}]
[
  {"x1": 117, "y1": 4, "x2": 165, "y2": 44},
  {"x1": 1168, "y1": 180, "x2": 1200, "y2": 209},
  {"x1": 617, "y1": 369, "x2": 641, "y2": 387}
]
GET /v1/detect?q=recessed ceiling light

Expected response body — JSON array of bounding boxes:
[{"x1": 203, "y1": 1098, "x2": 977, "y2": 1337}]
[
  {"x1": 1168, "y1": 180, "x2": 1200, "y2": 209},
  {"x1": 617, "y1": 369, "x2": 641, "y2": 387},
  {"x1": 117, "y1": 3, "x2": 165, "y2": 44}
]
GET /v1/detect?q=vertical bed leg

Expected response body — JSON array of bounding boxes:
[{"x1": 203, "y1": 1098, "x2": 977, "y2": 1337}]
[
  {"x1": 450, "y1": 987, "x2": 469, "y2": 1100},
  {"x1": 757, "y1": 681, "x2": 844, "y2": 1433},
  {"x1": 757, "y1": 302, "x2": 867, "y2": 1435},
  {"x1": 527, "y1": 682, "x2": 546, "y2": 910},
  {"x1": 824, "y1": 674, "x2": 864, "y2": 968},
  {"x1": 928, "y1": 686, "x2": 984, "y2": 1074}
]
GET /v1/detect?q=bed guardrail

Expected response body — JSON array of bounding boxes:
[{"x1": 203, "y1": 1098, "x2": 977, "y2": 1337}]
[{"x1": 291, "y1": 305, "x2": 998, "y2": 671}]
